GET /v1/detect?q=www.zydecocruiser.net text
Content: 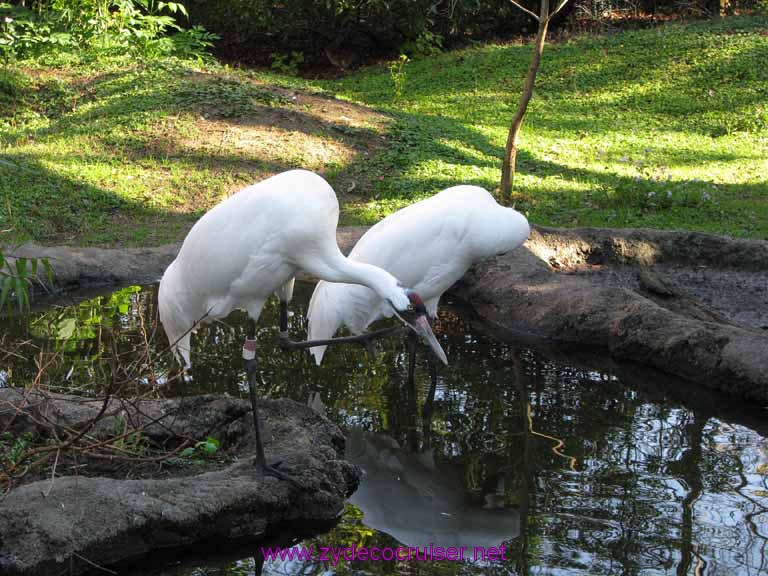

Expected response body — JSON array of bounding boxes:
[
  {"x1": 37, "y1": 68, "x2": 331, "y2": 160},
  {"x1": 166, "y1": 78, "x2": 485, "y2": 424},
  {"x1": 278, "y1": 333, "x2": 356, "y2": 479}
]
[{"x1": 261, "y1": 544, "x2": 508, "y2": 565}]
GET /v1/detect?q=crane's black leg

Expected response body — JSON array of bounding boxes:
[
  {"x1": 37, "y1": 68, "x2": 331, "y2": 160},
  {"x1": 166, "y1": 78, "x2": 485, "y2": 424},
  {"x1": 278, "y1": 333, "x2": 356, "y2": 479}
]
[
  {"x1": 406, "y1": 331, "x2": 418, "y2": 398},
  {"x1": 405, "y1": 331, "x2": 419, "y2": 452},
  {"x1": 422, "y1": 352, "x2": 438, "y2": 450},
  {"x1": 279, "y1": 301, "x2": 289, "y2": 335},
  {"x1": 244, "y1": 319, "x2": 301, "y2": 487},
  {"x1": 252, "y1": 551, "x2": 265, "y2": 576},
  {"x1": 279, "y1": 325, "x2": 408, "y2": 355},
  {"x1": 244, "y1": 319, "x2": 267, "y2": 467}
]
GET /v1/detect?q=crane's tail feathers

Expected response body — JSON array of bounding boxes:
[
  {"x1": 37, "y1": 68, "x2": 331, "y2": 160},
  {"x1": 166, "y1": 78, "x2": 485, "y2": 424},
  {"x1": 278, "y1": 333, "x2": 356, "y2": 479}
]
[
  {"x1": 160, "y1": 314, "x2": 192, "y2": 369},
  {"x1": 172, "y1": 333, "x2": 192, "y2": 370},
  {"x1": 307, "y1": 280, "x2": 343, "y2": 366},
  {"x1": 158, "y1": 270, "x2": 194, "y2": 369},
  {"x1": 310, "y1": 344, "x2": 327, "y2": 367}
]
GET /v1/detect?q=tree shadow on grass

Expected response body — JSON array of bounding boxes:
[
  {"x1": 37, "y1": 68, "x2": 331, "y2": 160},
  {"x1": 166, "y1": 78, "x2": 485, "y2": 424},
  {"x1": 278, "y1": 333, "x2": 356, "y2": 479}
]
[
  {"x1": 340, "y1": 106, "x2": 766, "y2": 237},
  {"x1": 1, "y1": 66, "x2": 401, "y2": 245},
  {"x1": 0, "y1": 152, "x2": 189, "y2": 246}
]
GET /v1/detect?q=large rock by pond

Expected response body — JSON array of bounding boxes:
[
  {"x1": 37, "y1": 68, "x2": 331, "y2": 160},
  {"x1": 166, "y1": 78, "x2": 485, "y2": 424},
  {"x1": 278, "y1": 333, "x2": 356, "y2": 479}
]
[
  {"x1": 9, "y1": 225, "x2": 768, "y2": 402},
  {"x1": 450, "y1": 226, "x2": 768, "y2": 404},
  {"x1": 0, "y1": 389, "x2": 360, "y2": 576}
]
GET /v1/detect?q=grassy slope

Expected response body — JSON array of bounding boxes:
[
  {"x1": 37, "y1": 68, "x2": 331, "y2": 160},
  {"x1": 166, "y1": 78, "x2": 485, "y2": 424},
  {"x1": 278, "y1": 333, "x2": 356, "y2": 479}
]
[
  {"x1": 331, "y1": 16, "x2": 768, "y2": 238},
  {"x1": 1, "y1": 16, "x2": 766, "y2": 247}
]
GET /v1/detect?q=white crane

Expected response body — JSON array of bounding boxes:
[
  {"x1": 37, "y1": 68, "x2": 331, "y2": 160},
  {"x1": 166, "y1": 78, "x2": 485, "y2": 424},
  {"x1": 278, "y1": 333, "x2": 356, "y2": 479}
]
[
  {"x1": 307, "y1": 185, "x2": 529, "y2": 398},
  {"x1": 158, "y1": 170, "x2": 446, "y2": 481}
]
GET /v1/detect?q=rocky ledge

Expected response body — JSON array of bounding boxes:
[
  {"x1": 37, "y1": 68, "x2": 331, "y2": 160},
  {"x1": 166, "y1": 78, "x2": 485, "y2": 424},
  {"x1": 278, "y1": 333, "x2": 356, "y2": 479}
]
[{"x1": 0, "y1": 390, "x2": 360, "y2": 576}]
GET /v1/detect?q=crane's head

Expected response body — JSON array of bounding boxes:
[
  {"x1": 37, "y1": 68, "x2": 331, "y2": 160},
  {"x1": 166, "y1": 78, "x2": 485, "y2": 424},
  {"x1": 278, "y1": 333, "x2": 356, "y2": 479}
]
[{"x1": 387, "y1": 289, "x2": 448, "y2": 365}]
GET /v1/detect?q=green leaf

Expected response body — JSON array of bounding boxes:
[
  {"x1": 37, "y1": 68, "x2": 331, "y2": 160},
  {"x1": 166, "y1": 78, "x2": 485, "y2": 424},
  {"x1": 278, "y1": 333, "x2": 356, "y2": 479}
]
[
  {"x1": 13, "y1": 277, "x2": 28, "y2": 313},
  {"x1": 201, "y1": 444, "x2": 217, "y2": 455},
  {"x1": 42, "y1": 258, "x2": 54, "y2": 286},
  {"x1": 196, "y1": 437, "x2": 219, "y2": 455},
  {"x1": 0, "y1": 275, "x2": 12, "y2": 313},
  {"x1": 179, "y1": 447, "x2": 196, "y2": 458},
  {"x1": 56, "y1": 317, "x2": 77, "y2": 340},
  {"x1": 15, "y1": 257, "x2": 26, "y2": 278}
]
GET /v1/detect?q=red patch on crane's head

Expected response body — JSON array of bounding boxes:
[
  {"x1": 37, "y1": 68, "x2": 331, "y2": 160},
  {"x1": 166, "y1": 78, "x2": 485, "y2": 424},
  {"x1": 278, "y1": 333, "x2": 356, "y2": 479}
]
[{"x1": 405, "y1": 289, "x2": 427, "y2": 315}]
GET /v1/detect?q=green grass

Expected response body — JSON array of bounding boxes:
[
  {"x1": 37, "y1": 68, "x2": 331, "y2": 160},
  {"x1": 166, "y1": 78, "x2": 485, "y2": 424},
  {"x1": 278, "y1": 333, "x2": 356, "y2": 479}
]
[
  {"x1": 0, "y1": 55, "x2": 383, "y2": 245},
  {"x1": 328, "y1": 15, "x2": 768, "y2": 238},
  {"x1": 0, "y1": 15, "x2": 766, "y2": 246}
]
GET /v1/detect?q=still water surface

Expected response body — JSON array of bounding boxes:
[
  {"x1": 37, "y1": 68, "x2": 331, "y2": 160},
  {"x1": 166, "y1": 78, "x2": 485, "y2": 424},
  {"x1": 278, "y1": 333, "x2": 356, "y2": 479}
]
[{"x1": 2, "y1": 283, "x2": 767, "y2": 575}]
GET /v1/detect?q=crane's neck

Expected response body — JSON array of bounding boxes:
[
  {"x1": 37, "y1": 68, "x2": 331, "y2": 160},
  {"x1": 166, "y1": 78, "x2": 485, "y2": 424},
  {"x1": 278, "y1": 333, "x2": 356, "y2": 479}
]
[{"x1": 298, "y1": 250, "x2": 408, "y2": 310}]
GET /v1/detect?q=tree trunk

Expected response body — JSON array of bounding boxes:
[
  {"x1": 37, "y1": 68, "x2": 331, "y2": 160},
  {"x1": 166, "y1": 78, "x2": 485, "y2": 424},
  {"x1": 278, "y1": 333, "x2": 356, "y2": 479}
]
[{"x1": 500, "y1": 0, "x2": 551, "y2": 199}]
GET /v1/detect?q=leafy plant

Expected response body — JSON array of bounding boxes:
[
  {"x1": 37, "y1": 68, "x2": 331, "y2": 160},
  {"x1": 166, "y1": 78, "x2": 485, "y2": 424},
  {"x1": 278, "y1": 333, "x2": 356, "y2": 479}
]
[
  {"x1": 0, "y1": 14, "x2": 16, "y2": 64},
  {"x1": 0, "y1": 431, "x2": 34, "y2": 467},
  {"x1": 388, "y1": 53, "x2": 409, "y2": 99},
  {"x1": 111, "y1": 414, "x2": 152, "y2": 456},
  {"x1": 168, "y1": 24, "x2": 218, "y2": 61},
  {"x1": 0, "y1": 254, "x2": 54, "y2": 314},
  {"x1": 31, "y1": 285, "x2": 141, "y2": 349},
  {"x1": 179, "y1": 436, "x2": 220, "y2": 461},
  {"x1": 0, "y1": 1, "x2": 215, "y2": 61},
  {"x1": 402, "y1": 30, "x2": 443, "y2": 57},
  {"x1": 270, "y1": 51, "x2": 304, "y2": 75}
]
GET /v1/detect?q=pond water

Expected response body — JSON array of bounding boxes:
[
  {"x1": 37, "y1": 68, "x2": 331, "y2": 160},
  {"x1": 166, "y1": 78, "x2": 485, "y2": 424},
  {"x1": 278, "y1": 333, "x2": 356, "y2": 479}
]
[{"x1": 2, "y1": 282, "x2": 767, "y2": 576}]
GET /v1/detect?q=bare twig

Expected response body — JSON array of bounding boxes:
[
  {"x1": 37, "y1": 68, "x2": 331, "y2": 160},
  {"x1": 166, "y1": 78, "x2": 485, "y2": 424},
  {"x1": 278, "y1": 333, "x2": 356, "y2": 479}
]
[
  {"x1": 548, "y1": 0, "x2": 570, "y2": 19},
  {"x1": 71, "y1": 552, "x2": 118, "y2": 575},
  {"x1": 43, "y1": 449, "x2": 60, "y2": 497},
  {"x1": 508, "y1": 0, "x2": 541, "y2": 20}
]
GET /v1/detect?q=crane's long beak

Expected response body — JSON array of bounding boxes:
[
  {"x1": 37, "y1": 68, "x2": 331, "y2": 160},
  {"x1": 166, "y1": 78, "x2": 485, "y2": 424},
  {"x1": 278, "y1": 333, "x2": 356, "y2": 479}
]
[{"x1": 409, "y1": 314, "x2": 448, "y2": 365}]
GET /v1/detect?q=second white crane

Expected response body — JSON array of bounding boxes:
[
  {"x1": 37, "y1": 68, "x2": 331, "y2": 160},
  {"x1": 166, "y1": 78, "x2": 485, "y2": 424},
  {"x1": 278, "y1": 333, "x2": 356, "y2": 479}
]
[{"x1": 307, "y1": 185, "x2": 530, "y2": 398}]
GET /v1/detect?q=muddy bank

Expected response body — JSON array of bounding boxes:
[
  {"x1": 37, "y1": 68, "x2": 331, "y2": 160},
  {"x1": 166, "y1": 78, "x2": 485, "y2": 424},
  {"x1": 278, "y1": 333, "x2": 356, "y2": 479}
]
[
  {"x1": 450, "y1": 226, "x2": 768, "y2": 403},
  {"x1": 11, "y1": 242, "x2": 180, "y2": 290},
  {"x1": 8, "y1": 225, "x2": 768, "y2": 401},
  {"x1": 10, "y1": 227, "x2": 367, "y2": 291},
  {"x1": 0, "y1": 390, "x2": 360, "y2": 576}
]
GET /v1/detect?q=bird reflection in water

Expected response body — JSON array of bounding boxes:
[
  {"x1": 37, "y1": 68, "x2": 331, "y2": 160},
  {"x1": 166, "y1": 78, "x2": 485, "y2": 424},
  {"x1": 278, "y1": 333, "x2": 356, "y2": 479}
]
[{"x1": 346, "y1": 427, "x2": 520, "y2": 552}]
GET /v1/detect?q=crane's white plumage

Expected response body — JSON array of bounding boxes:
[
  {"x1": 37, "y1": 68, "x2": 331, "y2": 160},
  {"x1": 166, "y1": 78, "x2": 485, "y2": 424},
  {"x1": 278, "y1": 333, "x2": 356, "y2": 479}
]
[
  {"x1": 307, "y1": 185, "x2": 530, "y2": 364},
  {"x1": 159, "y1": 170, "x2": 416, "y2": 367}
]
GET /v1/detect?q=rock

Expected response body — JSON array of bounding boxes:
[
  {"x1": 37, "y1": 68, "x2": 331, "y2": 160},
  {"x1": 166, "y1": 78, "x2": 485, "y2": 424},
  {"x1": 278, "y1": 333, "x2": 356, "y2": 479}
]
[
  {"x1": 9, "y1": 243, "x2": 180, "y2": 292},
  {"x1": 0, "y1": 391, "x2": 360, "y2": 576},
  {"x1": 452, "y1": 226, "x2": 768, "y2": 403}
]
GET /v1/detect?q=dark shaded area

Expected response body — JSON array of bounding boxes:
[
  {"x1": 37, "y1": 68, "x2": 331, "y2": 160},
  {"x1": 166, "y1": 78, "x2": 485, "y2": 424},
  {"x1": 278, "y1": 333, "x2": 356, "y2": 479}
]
[{"x1": 185, "y1": 0, "x2": 575, "y2": 68}]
